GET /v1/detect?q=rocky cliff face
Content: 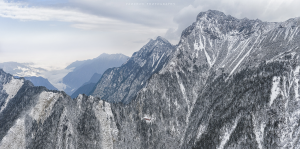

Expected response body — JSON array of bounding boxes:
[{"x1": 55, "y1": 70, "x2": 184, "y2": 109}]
[
  {"x1": 183, "y1": 61, "x2": 300, "y2": 149},
  {"x1": 92, "y1": 36, "x2": 176, "y2": 103},
  {"x1": 1, "y1": 10, "x2": 300, "y2": 149},
  {"x1": 93, "y1": 10, "x2": 300, "y2": 148},
  {"x1": 0, "y1": 69, "x2": 118, "y2": 149}
]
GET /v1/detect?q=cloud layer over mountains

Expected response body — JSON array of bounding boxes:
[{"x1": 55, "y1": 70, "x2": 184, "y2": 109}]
[{"x1": 1, "y1": 0, "x2": 300, "y2": 69}]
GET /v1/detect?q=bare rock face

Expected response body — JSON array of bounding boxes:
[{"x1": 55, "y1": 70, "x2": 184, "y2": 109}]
[
  {"x1": 92, "y1": 36, "x2": 176, "y2": 103},
  {"x1": 0, "y1": 69, "x2": 117, "y2": 149},
  {"x1": 93, "y1": 10, "x2": 300, "y2": 148},
  {"x1": 1, "y1": 10, "x2": 300, "y2": 149}
]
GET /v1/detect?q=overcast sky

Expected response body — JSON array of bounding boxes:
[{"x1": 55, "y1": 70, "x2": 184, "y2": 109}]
[{"x1": 1, "y1": 0, "x2": 300, "y2": 70}]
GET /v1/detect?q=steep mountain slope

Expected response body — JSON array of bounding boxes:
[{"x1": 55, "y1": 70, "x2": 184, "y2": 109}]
[
  {"x1": 0, "y1": 69, "x2": 118, "y2": 149},
  {"x1": 70, "y1": 73, "x2": 102, "y2": 98},
  {"x1": 14, "y1": 76, "x2": 58, "y2": 91},
  {"x1": 1, "y1": 10, "x2": 300, "y2": 149},
  {"x1": 182, "y1": 60, "x2": 300, "y2": 149},
  {"x1": 92, "y1": 36, "x2": 176, "y2": 103},
  {"x1": 93, "y1": 10, "x2": 300, "y2": 148},
  {"x1": 63, "y1": 53, "x2": 129, "y2": 95}
]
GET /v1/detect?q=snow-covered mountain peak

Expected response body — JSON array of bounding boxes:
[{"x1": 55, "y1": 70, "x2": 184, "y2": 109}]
[
  {"x1": 173, "y1": 10, "x2": 300, "y2": 77},
  {"x1": 156, "y1": 36, "x2": 171, "y2": 44},
  {"x1": 2, "y1": 10, "x2": 300, "y2": 149},
  {"x1": 92, "y1": 36, "x2": 175, "y2": 103},
  {"x1": 196, "y1": 10, "x2": 227, "y2": 21},
  {"x1": 131, "y1": 36, "x2": 174, "y2": 61},
  {"x1": 194, "y1": 11, "x2": 264, "y2": 39}
]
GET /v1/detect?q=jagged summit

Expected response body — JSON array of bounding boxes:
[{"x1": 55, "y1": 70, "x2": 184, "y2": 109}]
[
  {"x1": 196, "y1": 10, "x2": 262, "y2": 23},
  {"x1": 1, "y1": 10, "x2": 300, "y2": 149},
  {"x1": 156, "y1": 36, "x2": 171, "y2": 44},
  {"x1": 131, "y1": 36, "x2": 173, "y2": 59},
  {"x1": 194, "y1": 10, "x2": 263, "y2": 38},
  {"x1": 196, "y1": 10, "x2": 227, "y2": 20},
  {"x1": 92, "y1": 35, "x2": 175, "y2": 103}
]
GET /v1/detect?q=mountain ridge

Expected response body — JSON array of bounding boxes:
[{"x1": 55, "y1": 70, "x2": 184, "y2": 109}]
[
  {"x1": 1, "y1": 10, "x2": 300, "y2": 149},
  {"x1": 91, "y1": 9, "x2": 300, "y2": 148},
  {"x1": 92, "y1": 36, "x2": 176, "y2": 103}
]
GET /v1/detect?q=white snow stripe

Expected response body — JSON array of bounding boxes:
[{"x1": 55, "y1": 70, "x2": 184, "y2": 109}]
[
  {"x1": 270, "y1": 76, "x2": 280, "y2": 106},
  {"x1": 204, "y1": 49, "x2": 212, "y2": 67},
  {"x1": 218, "y1": 115, "x2": 240, "y2": 149},
  {"x1": 152, "y1": 53, "x2": 165, "y2": 72},
  {"x1": 229, "y1": 35, "x2": 261, "y2": 76}
]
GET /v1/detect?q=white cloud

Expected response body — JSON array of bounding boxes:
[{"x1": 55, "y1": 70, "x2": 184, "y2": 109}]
[
  {"x1": 41, "y1": 69, "x2": 72, "y2": 90},
  {"x1": 71, "y1": 24, "x2": 100, "y2": 30},
  {"x1": 1, "y1": 0, "x2": 300, "y2": 73},
  {"x1": 0, "y1": 0, "x2": 124, "y2": 29}
]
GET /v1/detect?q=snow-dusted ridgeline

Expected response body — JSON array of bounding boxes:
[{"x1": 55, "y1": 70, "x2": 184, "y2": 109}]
[
  {"x1": 1, "y1": 10, "x2": 300, "y2": 149},
  {"x1": 92, "y1": 36, "x2": 175, "y2": 103},
  {"x1": 0, "y1": 69, "x2": 118, "y2": 149},
  {"x1": 94, "y1": 10, "x2": 300, "y2": 149}
]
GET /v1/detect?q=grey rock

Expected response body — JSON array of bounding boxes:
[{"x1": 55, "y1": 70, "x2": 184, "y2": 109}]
[
  {"x1": 94, "y1": 9, "x2": 300, "y2": 148},
  {"x1": 92, "y1": 36, "x2": 176, "y2": 103},
  {"x1": 0, "y1": 69, "x2": 117, "y2": 149},
  {"x1": 1, "y1": 10, "x2": 300, "y2": 149}
]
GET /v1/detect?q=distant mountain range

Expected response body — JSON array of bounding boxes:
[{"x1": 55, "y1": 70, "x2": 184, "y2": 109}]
[
  {"x1": 1, "y1": 10, "x2": 300, "y2": 149},
  {"x1": 0, "y1": 62, "x2": 57, "y2": 90},
  {"x1": 70, "y1": 73, "x2": 102, "y2": 98},
  {"x1": 14, "y1": 76, "x2": 58, "y2": 90},
  {"x1": 62, "y1": 53, "x2": 129, "y2": 95},
  {"x1": 0, "y1": 62, "x2": 46, "y2": 77},
  {"x1": 0, "y1": 54, "x2": 129, "y2": 95}
]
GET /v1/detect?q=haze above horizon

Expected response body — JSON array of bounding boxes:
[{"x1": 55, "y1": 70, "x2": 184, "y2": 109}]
[{"x1": 1, "y1": 0, "x2": 300, "y2": 70}]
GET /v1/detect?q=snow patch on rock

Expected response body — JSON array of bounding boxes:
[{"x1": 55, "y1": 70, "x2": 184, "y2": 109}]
[
  {"x1": 152, "y1": 53, "x2": 165, "y2": 72},
  {"x1": 196, "y1": 124, "x2": 207, "y2": 140},
  {"x1": 204, "y1": 49, "x2": 212, "y2": 67},
  {"x1": 29, "y1": 91, "x2": 62, "y2": 123},
  {"x1": 93, "y1": 99, "x2": 118, "y2": 149},
  {"x1": 252, "y1": 114, "x2": 265, "y2": 149},
  {"x1": 218, "y1": 115, "x2": 240, "y2": 149},
  {"x1": 294, "y1": 66, "x2": 300, "y2": 101},
  {"x1": 1, "y1": 77, "x2": 24, "y2": 112},
  {"x1": 0, "y1": 117, "x2": 26, "y2": 149},
  {"x1": 270, "y1": 76, "x2": 281, "y2": 106}
]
